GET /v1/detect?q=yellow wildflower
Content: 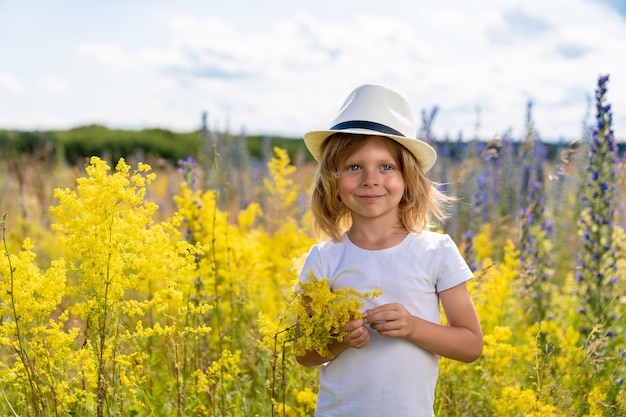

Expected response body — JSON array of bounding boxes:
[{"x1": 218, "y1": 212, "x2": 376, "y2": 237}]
[{"x1": 289, "y1": 273, "x2": 381, "y2": 358}]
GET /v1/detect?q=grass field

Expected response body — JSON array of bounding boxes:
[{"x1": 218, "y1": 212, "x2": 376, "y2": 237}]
[{"x1": 0, "y1": 76, "x2": 624, "y2": 416}]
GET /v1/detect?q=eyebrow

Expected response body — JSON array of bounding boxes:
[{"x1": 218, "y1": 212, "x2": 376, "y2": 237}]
[{"x1": 344, "y1": 158, "x2": 397, "y2": 165}]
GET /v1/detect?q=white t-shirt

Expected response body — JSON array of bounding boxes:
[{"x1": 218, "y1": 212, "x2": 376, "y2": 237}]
[{"x1": 297, "y1": 231, "x2": 473, "y2": 417}]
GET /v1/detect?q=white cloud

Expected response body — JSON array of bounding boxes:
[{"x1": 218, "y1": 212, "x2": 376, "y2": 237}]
[
  {"x1": 38, "y1": 75, "x2": 71, "y2": 95},
  {"x1": 78, "y1": 42, "x2": 135, "y2": 69},
  {"x1": 0, "y1": 72, "x2": 25, "y2": 94},
  {"x1": 1, "y1": 0, "x2": 625, "y2": 141}
]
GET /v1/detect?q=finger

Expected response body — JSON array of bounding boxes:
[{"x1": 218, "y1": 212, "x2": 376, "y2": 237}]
[
  {"x1": 365, "y1": 310, "x2": 393, "y2": 324},
  {"x1": 341, "y1": 318, "x2": 365, "y2": 332},
  {"x1": 347, "y1": 326, "x2": 370, "y2": 348},
  {"x1": 365, "y1": 304, "x2": 399, "y2": 322},
  {"x1": 348, "y1": 326, "x2": 367, "y2": 340},
  {"x1": 369, "y1": 320, "x2": 386, "y2": 331},
  {"x1": 371, "y1": 318, "x2": 401, "y2": 332}
]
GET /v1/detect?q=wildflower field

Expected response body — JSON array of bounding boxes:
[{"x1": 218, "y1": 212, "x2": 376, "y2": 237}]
[{"x1": 0, "y1": 76, "x2": 625, "y2": 416}]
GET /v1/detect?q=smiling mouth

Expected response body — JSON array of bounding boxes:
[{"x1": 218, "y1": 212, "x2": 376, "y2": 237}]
[{"x1": 358, "y1": 195, "x2": 382, "y2": 200}]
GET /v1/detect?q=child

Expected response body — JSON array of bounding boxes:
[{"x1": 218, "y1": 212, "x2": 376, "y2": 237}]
[{"x1": 296, "y1": 84, "x2": 483, "y2": 417}]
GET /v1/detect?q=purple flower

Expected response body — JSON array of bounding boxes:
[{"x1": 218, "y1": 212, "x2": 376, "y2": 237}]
[
  {"x1": 576, "y1": 271, "x2": 584, "y2": 282},
  {"x1": 577, "y1": 74, "x2": 619, "y2": 333}
]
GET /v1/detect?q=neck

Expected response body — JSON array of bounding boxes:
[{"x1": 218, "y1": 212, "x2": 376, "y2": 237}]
[{"x1": 347, "y1": 224, "x2": 408, "y2": 250}]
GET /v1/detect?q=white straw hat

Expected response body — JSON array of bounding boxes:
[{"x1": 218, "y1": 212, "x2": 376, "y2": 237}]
[{"x1": 303, "y1": 84, "x2": 437, "y2": 172}]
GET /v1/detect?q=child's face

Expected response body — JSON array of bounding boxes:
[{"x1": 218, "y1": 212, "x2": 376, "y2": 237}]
[{"x1": 338, "y1": 136, "x2": 406, "y2": 225}]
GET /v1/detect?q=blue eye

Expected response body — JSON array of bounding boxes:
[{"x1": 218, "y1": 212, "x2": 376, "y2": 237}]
[
  {"x1": 381, "y1": 164, "x2": 393, "y2": 171},
  {"x1": 347, "y1": 165, "x2": 361, "y2": 171}
]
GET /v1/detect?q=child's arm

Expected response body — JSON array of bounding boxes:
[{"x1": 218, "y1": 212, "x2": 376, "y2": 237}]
[
  {"x1": 296, "y1": 317, "x2": 370, "y2": 367},
  {"x1": 365, "y1": 282, "x2": 483, "y2": 363}
]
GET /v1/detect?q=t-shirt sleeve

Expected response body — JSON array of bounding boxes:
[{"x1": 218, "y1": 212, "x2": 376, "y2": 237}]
[
  {"x1": 435, "y1": 234, "x2": 474, "y2": 293},
  {"x1": 295, "y1": 244, "x2": 324, "y2": 290}
]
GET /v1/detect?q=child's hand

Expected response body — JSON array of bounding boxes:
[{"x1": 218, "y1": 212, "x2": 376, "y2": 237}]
[
  {"x1": 339, "y1": 317, "x2": 370, "y2": 349},
  {"x1": 364, "y1": 303, "x2": 414, "y2": 339}
]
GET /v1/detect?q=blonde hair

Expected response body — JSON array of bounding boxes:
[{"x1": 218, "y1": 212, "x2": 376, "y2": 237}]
[{"x1": 310, "y1": 133, "x2": 453, "y2": 241}]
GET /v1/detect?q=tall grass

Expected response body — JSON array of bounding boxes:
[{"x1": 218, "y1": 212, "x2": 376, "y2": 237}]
[{"x1": 0, "y1": 75, "x2": 624, "y2": 416}]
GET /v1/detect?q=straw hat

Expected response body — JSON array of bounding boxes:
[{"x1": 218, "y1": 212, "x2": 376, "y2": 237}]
[{"x1": 303, "y1": 84, "x2": 437, "y2": 172}]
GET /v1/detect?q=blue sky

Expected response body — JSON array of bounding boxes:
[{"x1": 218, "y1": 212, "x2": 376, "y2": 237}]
[{"x1": 1, "y1": 0, "x2": 625, "y2": 141}]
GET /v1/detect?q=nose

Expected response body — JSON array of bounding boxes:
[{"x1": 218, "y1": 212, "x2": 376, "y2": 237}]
[{"x1": 362, "y1": 169, "x2": 379, "y2": 187}]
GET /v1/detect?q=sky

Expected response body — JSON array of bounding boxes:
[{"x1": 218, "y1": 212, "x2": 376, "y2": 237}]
[{"x1": 1, "y1": 0, "x2": 625, "y2": 142}]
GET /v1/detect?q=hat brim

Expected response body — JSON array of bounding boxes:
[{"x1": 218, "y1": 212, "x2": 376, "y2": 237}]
[{"x1": 303, "y1": 128, "x2": 437, "y2": 173}]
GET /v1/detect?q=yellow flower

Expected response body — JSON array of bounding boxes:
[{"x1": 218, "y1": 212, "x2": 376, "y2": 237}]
[{"x1": 289, "y1": 273, "x2": 381, "y2": 358}]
